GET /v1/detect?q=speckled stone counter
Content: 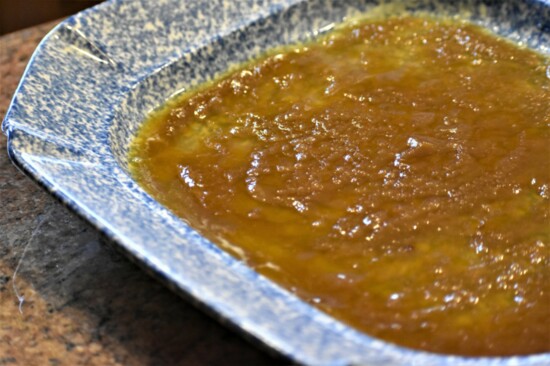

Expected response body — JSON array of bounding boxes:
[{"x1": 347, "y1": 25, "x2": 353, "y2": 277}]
[{"x1": 0, "y1": 21, "x2": 282, "y2": 366}]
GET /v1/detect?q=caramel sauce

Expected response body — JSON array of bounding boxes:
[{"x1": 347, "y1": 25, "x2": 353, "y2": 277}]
[{"x1": 129, "y1": 16, "x2": 550, "y2": 355}]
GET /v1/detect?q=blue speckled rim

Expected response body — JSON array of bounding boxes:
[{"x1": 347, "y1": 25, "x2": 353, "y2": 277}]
[{"x1": 2, "y1": 0, "x2": 549, "y2": 365}]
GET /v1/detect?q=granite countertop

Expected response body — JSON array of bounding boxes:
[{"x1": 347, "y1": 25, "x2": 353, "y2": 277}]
[{"x1": 0, "y1": 21, "x2": 283, "y2": 366}]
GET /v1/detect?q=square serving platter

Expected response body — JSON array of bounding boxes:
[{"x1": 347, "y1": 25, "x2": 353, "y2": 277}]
[{"x1": 3, "y1": 0, "x2": 549, "y2": 365}]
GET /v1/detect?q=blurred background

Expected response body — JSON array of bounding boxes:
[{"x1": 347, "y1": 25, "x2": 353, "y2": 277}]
[{"x1": 0, "y1": 0, "x2": 103, "y2": 35}]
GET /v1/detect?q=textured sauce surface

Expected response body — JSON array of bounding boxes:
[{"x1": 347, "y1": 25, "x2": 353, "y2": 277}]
[{"x1": 129, "y1": 17, "x2": 550, "y2": 356}]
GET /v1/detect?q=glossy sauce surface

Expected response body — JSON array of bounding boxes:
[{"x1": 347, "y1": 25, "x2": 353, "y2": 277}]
[{"x1": 130, "y1": 17, "x2": 550, "y2": 356}]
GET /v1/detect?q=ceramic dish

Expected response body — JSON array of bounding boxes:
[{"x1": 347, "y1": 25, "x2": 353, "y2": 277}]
[{"x1": 3, "y1": 0, "x2": 549, "y2": 365}]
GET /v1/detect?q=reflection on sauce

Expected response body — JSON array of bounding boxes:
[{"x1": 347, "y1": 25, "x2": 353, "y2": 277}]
[{"x1": 129, "y1": 16, "x2": 550, "y2": 356}]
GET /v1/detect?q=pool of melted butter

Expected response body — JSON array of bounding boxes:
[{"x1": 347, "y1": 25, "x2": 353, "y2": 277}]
[{"x1": 129, "y1": 16, "x2": 550, "y2": 356}]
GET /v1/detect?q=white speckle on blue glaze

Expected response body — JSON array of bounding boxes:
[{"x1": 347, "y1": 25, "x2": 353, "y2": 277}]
[{"x1": 2, "y1": 0, "x2": 549, "y2": 365}]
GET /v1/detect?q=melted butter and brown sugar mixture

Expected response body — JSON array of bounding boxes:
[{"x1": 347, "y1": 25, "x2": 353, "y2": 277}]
[{"x1": 130, "y1": 16, "x2": 550, "y2": 356}]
